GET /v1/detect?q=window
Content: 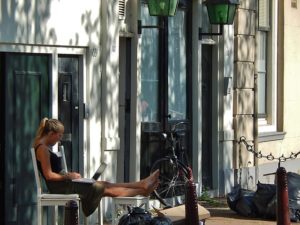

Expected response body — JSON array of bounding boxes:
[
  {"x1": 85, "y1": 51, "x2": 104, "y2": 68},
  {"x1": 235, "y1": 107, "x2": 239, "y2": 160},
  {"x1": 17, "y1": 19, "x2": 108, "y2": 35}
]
[
  {"x1": 140, "y1": 6, "x2": 159, "y2": 122},
  {"x1": 256, "y1": 0, "x2": 278, "y2": 132},
  {"x1": 168, "y1": 10, "x2": 187, "y2": 120},
  {"x1": 140, "y1": 2, "x2": 189, "y2": 124},
  {"x1": 139, "y1": 1, "x2": 192, "y2": 179}
]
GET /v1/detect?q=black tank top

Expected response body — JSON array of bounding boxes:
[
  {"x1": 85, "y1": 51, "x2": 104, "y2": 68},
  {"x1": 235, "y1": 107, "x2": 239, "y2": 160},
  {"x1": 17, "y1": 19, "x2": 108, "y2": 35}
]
[{"x1": 35, "y1": 144, "x2": 63, "y2": 180}]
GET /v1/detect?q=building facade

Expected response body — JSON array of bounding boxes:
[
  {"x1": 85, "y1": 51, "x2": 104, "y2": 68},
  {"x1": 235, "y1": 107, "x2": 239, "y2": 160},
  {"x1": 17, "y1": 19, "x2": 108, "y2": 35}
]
[
  {"x1": 1, "y1": 0, "x2": 300, "y2": 224},
  {"x1": 235, "y1": 0, "x2": 300, "y2": 190}
]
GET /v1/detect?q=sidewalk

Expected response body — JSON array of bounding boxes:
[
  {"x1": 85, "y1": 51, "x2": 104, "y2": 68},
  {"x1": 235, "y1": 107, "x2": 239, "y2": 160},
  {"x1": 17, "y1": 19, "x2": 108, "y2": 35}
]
[
  {"x1": 205, "y1": 206, "x2": 298, "y2": 225},
  {"x1": 105, "y1": 206, "x2": 298, "y2": 225},
  {"x1": 105, "y1": 199, "x2": 299, "y2": 225}
]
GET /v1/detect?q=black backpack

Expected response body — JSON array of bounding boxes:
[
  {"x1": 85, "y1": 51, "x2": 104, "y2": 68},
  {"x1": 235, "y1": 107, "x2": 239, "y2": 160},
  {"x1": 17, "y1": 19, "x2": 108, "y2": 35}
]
[{"x1": 118, "y1": 206, "x2": 152, "y2": 225}]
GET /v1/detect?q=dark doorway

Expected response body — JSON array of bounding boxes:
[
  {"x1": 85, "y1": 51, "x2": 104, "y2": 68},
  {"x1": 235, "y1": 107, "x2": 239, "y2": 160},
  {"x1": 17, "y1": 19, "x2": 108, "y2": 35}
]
[
  {"x1": 58, "y1": 55, "x2": 83, "y2": 173},
  {"x1": 1, "y1": 53, "x2": 50, "y2": 225},
  {"x1": 118, "y1": 37, "x2": 131, "y2": 183},
  {"x1": 201, "y1": 45, "x2": 213, "y2": 189}
]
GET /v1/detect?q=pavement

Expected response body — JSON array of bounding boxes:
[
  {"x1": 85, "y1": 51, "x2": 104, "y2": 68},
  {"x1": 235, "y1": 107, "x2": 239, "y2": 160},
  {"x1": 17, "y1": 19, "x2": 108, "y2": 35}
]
[
  {"x1": 204, "y1": 206, "x2": 299, "y2": 225},
  {"x1": 105, "y1": 206, "x2": 299, "y2": 225},
  {"x1": 105, "y1": 198, "x2": 299, "y2": 225}
]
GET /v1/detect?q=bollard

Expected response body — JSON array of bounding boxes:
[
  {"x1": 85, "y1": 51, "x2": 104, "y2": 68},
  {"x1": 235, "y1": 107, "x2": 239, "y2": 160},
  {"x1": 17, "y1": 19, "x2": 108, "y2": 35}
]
[
  {"x1": 276, "y1": 167, "x2": 290, "y2": 225},
  {"x1": 64, "y1": 200, "x2": 79, "y2": 225},
  {"x1": 185, "y1": 167, "x2": 199, "y2": 225}
]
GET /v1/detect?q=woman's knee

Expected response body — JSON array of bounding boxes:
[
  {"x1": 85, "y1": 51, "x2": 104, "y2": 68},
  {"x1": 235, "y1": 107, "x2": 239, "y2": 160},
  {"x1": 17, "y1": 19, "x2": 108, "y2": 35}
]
[{"x1": 98, "y1": 180, "x2": 111, "y2": 188}]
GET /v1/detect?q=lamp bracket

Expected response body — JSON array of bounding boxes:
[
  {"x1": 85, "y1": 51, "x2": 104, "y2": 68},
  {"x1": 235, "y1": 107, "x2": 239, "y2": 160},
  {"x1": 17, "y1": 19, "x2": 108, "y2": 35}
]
[
  {"x1": 199, "y1": 25, "x2": 223, "y2": 40},
  {"x1": 138, "y1": 20, "x2": 164, "y2": 34}
]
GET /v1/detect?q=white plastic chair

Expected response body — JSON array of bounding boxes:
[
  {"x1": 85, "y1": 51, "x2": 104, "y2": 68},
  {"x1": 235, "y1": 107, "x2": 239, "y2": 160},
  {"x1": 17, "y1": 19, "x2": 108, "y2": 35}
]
[{"x1": 31, "y1": 146, "x2": 86, "y2": 225}]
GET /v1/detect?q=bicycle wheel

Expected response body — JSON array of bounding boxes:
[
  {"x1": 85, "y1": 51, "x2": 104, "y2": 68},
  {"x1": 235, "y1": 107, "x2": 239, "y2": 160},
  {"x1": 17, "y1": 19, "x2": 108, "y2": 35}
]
[{"x1": 150, "y1": 157, "x2": 189, "y2": 206}]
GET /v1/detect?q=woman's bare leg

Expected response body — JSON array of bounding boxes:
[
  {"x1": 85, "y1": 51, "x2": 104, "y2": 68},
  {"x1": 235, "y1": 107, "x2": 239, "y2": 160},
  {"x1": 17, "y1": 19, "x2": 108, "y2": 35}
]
[
  {"x1": 102, "y1": 169, "x2": 159, "y2": 190},
  {"x1": 102, "y1": 186, "x2": 148, "y2": 197},
  {"x1": 100, "y1": 169, "x2": 160, "y2": 197}
]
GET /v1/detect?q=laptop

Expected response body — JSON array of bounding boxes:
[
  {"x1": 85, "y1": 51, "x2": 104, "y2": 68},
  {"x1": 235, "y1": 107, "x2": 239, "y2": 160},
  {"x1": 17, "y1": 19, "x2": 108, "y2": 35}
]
[{"x1": 72, "y1": 162, "x2": 107, "y2": 184}]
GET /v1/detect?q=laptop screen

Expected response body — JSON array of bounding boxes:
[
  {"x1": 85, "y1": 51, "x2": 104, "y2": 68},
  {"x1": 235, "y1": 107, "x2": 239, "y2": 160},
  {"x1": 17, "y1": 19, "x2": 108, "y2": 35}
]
[{"x1": 92, "y1": 162, "x2": 107, "y2": 180}]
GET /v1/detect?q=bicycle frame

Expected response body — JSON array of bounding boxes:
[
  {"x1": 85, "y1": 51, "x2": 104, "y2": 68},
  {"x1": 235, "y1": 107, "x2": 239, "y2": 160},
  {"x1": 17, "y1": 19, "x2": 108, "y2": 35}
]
[{"x1": 150, "y1": 121, "x2": 191, "y2": 207}]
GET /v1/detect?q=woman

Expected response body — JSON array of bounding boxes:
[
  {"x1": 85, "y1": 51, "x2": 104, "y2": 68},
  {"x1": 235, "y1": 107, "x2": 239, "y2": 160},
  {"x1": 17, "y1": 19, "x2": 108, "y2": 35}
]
[{"x1": 33, "y1": 118, "x2": 159, "y2": 217}]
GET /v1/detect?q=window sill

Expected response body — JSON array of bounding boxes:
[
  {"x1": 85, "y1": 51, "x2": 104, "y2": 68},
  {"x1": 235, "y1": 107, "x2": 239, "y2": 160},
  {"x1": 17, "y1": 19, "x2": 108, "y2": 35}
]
[{"x1": 258, "y1": 131, "x2": 286, "y2": 143}]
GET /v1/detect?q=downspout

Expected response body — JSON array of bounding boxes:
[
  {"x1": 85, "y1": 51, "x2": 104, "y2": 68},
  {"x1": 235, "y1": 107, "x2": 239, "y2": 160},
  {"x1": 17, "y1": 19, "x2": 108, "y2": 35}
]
[
  {"x1": 254, "y1": 72, "x2": 259, "y2": 184},
  {"x1": 277, "y1": 0, "x2": 284, "y2": 132},
  {"x1": 253, "y1": 2, "x2": 259, "y2": 185}
]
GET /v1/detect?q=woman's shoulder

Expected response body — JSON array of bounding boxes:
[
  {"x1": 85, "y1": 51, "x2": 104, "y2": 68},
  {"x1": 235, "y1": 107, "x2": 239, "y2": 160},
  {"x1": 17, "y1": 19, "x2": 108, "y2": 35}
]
[
  {"x1": 34, "y1": 143, "x2": 50, "y2": 156},
  {"x1": 34, "y1": 143, "x2": 43, "y2": 150}
]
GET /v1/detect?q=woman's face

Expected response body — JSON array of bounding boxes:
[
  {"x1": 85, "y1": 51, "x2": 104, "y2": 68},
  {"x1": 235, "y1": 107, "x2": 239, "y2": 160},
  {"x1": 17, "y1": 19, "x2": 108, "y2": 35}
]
[{"x1": 48, "y1": 129, "x2": 64, "y2": 146}]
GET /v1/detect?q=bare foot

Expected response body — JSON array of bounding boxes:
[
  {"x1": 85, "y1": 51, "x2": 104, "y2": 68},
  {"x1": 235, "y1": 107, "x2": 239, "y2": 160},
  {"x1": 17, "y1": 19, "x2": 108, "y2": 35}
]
[
  {"x1": 141, "y1": 169, "x2": 160, "y2": 195},
  {"x1": 151, "y1": 169, "x2": 160, "y2": 180}
]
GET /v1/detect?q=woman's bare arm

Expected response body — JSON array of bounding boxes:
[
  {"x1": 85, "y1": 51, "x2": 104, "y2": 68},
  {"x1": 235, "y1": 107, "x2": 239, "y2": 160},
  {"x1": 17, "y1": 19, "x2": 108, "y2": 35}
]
[{"x1": 36, "y1": 145, "x2": 81, "y2": 181}]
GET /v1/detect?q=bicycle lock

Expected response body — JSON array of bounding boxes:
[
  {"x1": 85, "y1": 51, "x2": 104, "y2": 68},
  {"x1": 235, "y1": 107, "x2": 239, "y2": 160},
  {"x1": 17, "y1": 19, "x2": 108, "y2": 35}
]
[{"x1": 239, "y1": 136, "x2": 300, "y2": 225}]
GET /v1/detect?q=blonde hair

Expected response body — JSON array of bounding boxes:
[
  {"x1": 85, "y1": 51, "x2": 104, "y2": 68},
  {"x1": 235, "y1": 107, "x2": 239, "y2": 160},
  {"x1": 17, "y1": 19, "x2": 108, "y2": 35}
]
[{"x1": 33, "y1": 118, "x2": 64, "y2": 147}]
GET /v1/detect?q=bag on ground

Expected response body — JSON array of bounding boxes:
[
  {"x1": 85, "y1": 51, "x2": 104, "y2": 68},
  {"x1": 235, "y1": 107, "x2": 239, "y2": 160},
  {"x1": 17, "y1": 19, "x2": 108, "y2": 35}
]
[
  {"x1": 118, "y1": 206, "x2": 152, "y2": 225},
  {"x1": 227, "y1": 185, "x2": 257, "y2": 217},
  {"x1": 252, "y1": 181, "x2": 276, "y2": 218},
  {"x1": 149, "y1": 216, "x2": 173, "y2": 225},
  {"x1": 287, "y1": 172, "x2": 300, "y2": 222}
]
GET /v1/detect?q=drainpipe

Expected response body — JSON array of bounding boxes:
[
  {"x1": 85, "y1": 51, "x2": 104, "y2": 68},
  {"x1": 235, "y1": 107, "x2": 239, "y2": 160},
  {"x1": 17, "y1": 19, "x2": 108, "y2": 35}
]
[
  {"x1": 253, "y1": 6, "x2": 259, "y2": 183},
  {"x1": 254, "y1": 72, "x2": 259, "y2": 183}
]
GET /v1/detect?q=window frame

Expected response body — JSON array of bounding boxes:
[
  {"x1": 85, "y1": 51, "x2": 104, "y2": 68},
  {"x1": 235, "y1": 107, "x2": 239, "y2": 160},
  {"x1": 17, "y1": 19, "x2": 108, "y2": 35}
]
[
  {"x1": 139, "y1": 2, "x2": 192, "y2": 128},
  {"x1": 256, "y1": 0, "x2": 278, "y2": 133}
]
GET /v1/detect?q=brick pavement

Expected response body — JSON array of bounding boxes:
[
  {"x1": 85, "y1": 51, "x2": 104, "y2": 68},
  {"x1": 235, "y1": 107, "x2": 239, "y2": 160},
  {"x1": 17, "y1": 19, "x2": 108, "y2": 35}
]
[
  {"x1": 205, "y1": 207, "x2": 299, "y2": 225},
  {"x1": 104, "y1": 202, "x2": 299, "y2": 225}
]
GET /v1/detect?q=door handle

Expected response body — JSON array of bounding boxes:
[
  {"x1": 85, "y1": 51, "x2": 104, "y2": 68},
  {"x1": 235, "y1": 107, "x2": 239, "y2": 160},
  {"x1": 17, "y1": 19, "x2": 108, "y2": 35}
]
[
  {"x1": 11, "y1": 178, "x2": 16, "y2": 206},
  {"x1": 164, "y1": 114, "x2": 171, "y2": 119}
]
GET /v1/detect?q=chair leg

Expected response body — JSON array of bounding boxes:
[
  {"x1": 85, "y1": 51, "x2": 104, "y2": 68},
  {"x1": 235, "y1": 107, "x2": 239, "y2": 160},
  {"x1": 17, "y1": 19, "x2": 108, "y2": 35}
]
[
  {"x1": 49, "y1": 206, "x2": 57, "y2": 225},
  {"x1": 112, "y1": 199, "x2": 117, "y2": 225},
  {"x1": 54, "y1": 206, "x2": 58, "y2": 225},
  {"x1": 37, "y1": 202, "x2": 42, "y2": 225},
  {"x1": 98, "y1": 202, "x2": 103, "y2": 225}
]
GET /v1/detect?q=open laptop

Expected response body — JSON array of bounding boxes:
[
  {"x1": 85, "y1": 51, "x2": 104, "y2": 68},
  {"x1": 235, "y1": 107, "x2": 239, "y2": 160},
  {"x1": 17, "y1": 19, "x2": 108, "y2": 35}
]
[{"x1": 72, "y1": 162, "x2": 107, "y2": 184}]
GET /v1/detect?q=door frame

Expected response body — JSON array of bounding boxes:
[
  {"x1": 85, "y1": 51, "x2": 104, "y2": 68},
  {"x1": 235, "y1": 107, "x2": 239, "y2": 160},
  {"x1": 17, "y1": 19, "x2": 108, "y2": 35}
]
[
  {"x1": 0, "y1": 53, "x2": 5, "y2": 225},
  {"x1": 0, "y1": 45, "x2": 87, "y2": 224}
]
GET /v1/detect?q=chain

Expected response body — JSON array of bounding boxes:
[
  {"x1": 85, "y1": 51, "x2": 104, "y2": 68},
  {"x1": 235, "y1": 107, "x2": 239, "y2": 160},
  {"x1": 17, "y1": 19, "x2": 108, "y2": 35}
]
[{"x1": 238, "y1": 136, "x2": 300, "y2": 164}]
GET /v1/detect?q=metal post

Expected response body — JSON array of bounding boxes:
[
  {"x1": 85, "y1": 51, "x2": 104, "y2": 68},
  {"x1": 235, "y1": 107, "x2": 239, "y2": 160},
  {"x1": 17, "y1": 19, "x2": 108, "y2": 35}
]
[
  {"x1": 64, "y1": 200, "x2": 79, "y2": 225},
  {"x1": 276, "y1": 167, "x2": 290, "y2": 225}
]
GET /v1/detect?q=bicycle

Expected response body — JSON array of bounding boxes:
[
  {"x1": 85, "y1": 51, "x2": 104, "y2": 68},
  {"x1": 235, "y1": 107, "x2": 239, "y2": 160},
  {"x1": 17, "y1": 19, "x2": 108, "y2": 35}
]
[{"x1": 150, "y1": 121, "x2": 191, "y2": 207}]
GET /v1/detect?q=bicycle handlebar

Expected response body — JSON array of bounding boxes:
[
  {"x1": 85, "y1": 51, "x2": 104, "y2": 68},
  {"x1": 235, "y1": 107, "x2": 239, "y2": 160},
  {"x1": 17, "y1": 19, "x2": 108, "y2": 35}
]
[
  {"x1": 170, "y1": 121, "x2": 189, "y2": 132},
  {"x1": 151, "y1": 121, "x2": 189, "y2": 143},
  {"x1": 157, "y1": 121, "x2": 189, "y2": 144}
]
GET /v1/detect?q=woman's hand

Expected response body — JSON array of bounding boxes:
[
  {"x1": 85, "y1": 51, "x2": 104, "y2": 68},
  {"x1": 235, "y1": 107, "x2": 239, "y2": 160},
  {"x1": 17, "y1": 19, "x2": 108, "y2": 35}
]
[{"x1": 65, "y1": 172, "x2": 81, "y2": 180}]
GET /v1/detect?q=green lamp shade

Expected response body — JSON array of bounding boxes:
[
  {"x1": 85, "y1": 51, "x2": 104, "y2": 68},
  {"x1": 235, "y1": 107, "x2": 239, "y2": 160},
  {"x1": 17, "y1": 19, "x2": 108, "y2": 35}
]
[
  {"x1": 204, "y1": 0, "x2": 239, "y2": 25},
  {"x1": 148, "y1": 0, "x2": 179, "y2": 17}
]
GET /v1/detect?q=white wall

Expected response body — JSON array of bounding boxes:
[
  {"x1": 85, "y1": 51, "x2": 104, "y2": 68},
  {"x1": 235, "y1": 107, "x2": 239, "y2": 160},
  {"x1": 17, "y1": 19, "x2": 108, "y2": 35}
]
[{"x1": 0, "y1": 0, "x2": 101, "y2": 46}]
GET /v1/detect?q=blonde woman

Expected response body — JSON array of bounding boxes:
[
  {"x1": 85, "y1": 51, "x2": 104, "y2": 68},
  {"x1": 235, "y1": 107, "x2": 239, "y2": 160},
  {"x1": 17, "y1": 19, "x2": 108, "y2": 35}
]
[{"x1": 33, "y1": 118, "x2": 159, "y2": 216}]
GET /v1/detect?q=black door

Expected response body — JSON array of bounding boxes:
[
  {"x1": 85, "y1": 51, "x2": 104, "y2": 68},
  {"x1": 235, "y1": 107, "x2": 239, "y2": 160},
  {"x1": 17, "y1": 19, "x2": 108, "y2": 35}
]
[
  {"x1": 1, "y1": 53, "x2": 50, "y2": 225},
  {"x1": 118, "y1": 38, "x2": 131, "y2": 182},
  {"x1": 58, "y1": 56, "x2": 83, "y2": 173},
  {"x1": 201, "y1": 45, "x2": 213, "y2": 189}
]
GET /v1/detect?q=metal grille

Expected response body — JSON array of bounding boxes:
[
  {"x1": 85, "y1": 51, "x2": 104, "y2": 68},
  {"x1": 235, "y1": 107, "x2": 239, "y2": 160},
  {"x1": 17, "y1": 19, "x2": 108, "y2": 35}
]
[{"x1": 119, "y1": 0, "x2": 125, "y2": 20}]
